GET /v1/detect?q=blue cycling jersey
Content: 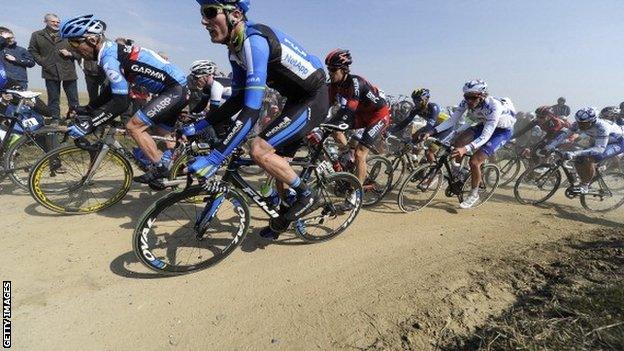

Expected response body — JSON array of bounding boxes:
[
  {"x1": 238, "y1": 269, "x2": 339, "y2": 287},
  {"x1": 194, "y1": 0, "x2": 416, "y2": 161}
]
[
  {"x1": 228, "y1": 22, "x2": 326, "y2": 111},
  {"x1": 0, "y1": 37, "x2": 7, "y2": 90},
  {"x1": 98, "y1": 41, "x2": 187, "y2": 95}
]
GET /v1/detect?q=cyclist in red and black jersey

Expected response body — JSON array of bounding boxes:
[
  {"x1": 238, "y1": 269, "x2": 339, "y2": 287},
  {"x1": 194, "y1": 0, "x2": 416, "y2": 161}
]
[
  {"x1": 325, "y1": 48, "x2": 391, "y2": 184},
  {"x1": 513, "y1": 105, "x2": 576, "y2": 161}
]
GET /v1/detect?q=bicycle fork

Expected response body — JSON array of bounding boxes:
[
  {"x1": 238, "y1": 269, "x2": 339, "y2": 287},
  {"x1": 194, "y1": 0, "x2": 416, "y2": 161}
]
[{"x1": 195, "y1": 193, "x2": 226, "y2": 239}]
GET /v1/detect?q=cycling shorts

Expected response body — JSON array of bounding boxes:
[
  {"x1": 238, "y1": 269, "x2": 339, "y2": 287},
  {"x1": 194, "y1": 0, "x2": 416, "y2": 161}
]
[
  {"x1": 136, "y1": 85, "x2": 189, "y2": 131},
  {"x1": 468, "y1": 124, "x2": 513, "y2": 157}
]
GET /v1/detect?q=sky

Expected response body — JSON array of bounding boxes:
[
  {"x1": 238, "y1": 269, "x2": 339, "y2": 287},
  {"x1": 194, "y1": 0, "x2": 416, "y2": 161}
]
[{"x1": 1, "y1": 0, "x2": 624, "y2": 112}]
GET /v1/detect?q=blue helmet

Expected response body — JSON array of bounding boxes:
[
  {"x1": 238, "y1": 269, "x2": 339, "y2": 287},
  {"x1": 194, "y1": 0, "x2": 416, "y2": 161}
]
[
  {"x1": 60, "y1": 14, "x2": 106, "y2": 39},
  {"x1": 196, "y1": 0, "x2": 250, "y2": 13},
  {"x1": 575, "y1": 107, "x2": 598, "y2": 123}
]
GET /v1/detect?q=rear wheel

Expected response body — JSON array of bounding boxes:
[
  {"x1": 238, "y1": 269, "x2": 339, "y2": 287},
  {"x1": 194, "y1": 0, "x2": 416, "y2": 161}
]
[
  {"x1": 580, "y1": 172, "x2": 624, "y2": 212},
  {"x1": 461, "y1": 164, "x2": 500, "y2": 208},
  {"x1": 495, "y1": 156, "x2": 522, "y2": 186},
  {"x1": 362, "y1": 155, "x2": 393, "y2": 206}
]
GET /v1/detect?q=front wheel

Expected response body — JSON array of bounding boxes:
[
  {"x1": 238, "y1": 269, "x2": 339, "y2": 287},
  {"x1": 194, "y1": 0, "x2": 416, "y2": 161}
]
[
  {"x1": 295, "y1": 172, "x2": 363, "y2": 242},
  {"x1": 495, "y1": 156, "x2": 522, "y2": 186},
  {"x1": 133, "y1": 186, "x2": 251, "y2": 275},
  {"x1": 461, "y1": 164, "x2": 500, "y2": 208},
  {"x1": 580, "y1": 172, "x2": 624, "y2": 212},
  {"x1": 28, "y1": 145, "x2": 133, "y2": 214},
  {"x1": 514, "y1": 164, "x2": 561, "y2": 205},
  {"x1": 397, "y1": 164, "x2": 443, "y2": 213}
]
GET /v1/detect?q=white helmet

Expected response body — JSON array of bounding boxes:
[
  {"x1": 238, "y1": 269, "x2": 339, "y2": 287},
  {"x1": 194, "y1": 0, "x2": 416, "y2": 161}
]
[
  {"x1": 190, "y1": 60, "x2": 217, "y2": 76},
  {"x1": 463, "y1": 79, "x2": 488, "y2": 95},
  {"x1": 575, "y1": 107, "x2": 598, "y2": 123}
]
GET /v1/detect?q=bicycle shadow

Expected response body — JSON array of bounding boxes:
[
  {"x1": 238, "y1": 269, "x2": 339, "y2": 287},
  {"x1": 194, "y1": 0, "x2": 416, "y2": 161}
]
[{"x1": 109, "y1": 251, "x2": 177, "y2": 279}]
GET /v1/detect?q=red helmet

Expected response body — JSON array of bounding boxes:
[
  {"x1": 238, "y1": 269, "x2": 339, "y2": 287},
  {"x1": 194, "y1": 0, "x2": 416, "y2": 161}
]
[
  {"x1": 325, "y1": 49, "x2": 352, "y2": 69},
  {"x1": 535, "y1": 106, "x2": 555, "y2": 119}
]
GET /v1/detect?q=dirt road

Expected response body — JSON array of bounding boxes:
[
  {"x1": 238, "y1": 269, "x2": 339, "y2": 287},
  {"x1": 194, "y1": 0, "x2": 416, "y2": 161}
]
[{"x1": 1, "y1": 179, "x2": 622, "y2": 350}]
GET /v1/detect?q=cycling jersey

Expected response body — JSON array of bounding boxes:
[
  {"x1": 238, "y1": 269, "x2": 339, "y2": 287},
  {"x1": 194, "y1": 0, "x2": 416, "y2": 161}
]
[
  {"x1": 512, "y1": 116, "x2": 571, "y2": 140},
  {"x1": 436, "y1": 96, "x2": 516, "y2": 153},
  {"x1": 188, "y1": 77, "x2": 232, "y2": 113},
  {"x1": 329, "y1": 74, "x2": 390, "y2": 128},
  {"x1": 548, "y1": 118, "x2": 624, "y2": 158},
  {"x1": 0, "y1": 37, "x2": 7, "y2": 90},
  {"x1": 391, "y1": 102, "x2": 441, "y2": 132},
  {"x1": 204, "y1": 21, "x2": 327, "y2": 158},
  {"x1": 98, "y1": 41, "x2": 187, "y2": 95}
]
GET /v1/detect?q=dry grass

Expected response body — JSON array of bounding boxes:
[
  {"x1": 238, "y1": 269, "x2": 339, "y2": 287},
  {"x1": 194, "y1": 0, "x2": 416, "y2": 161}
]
[{"x1": 444, "y1": 230, "x2": 624, "y2": 351}]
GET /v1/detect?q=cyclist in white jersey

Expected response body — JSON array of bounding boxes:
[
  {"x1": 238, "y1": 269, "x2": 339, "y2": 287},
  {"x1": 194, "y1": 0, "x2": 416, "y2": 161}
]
[
  {"x1": 545, "y1": 107, "x2": 624, "y2": 194},
  {"x1": 424, "y1": 79, "x2": 516, "y2": 208}
]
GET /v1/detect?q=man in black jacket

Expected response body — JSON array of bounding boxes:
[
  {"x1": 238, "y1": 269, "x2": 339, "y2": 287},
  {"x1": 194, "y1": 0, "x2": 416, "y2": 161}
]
[
  {"x1": 0, "y1": 27, "x2": 35, "y2": 90},
  {"x1": 28, "y1": 13, "x2": 79, "y2": 120}
]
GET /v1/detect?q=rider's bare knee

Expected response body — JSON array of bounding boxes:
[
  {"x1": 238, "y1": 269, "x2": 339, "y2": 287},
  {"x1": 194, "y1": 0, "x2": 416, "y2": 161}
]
[{"x1": 250, "y1": 138, "x2": 271, "y2": 165}]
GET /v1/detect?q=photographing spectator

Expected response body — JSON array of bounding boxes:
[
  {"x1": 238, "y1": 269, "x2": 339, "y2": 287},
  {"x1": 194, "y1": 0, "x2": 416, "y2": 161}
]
[
  {"x1": 551, "y1": 97, "x2": 571, "y2": 117},
  {"x1": 0, "y1": 27, "x2": 35, "y2": 90},
  {"x1": 28, "y1": 13, "x2": 79, "y2": 120}
]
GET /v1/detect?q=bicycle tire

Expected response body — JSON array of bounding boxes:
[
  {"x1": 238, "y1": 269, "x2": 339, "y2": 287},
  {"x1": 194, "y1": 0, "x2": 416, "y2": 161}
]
[
  {"x1": 580, "y1": 171, "x2": 624, "y2": 213},
  {"x1": 397, "y1": 164, "x2": 443, "y2": 213},
  {"x1": 389, "y1": 156, "x2": 408, "y2": 191},
  {"x1": 514, "y1": 163, "x2": 561, "y2": 205},
  {"x1": 133, "y1": 185, "x2": 250, "y2": 275},
  {"x1": 3, "y1": 128, "x2": 65, "y2": 191},
  {"x1": 497, "y1": 157, "x2": 522, "y2": 187},
  {"x1": 28, "y1": 145, "x2": 133, "y2": 214},
  {"x1": 295, "y1": 172, "x2": 363, "y2": 242},
  {"x1": 462, "y1": 164, "x2": 500, "y2": 208},
  {"x1": 362, "y1": 155, "x2": 393, "y2": 206}
]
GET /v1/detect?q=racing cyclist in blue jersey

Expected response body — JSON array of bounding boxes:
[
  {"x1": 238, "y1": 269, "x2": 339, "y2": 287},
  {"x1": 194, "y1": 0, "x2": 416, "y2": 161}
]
[
  {"x1": 545, "y1": 107, "x2": 624, "y2": 195},
  {"x1": 59, "y1": 15, "x2": 189, "y2": 184},
  {"x1": 423, "y1": 80, "x2": 517, "y2": 209},
  {"x1": 187, "y1": 0, "x2": 329, "y2": 239}
]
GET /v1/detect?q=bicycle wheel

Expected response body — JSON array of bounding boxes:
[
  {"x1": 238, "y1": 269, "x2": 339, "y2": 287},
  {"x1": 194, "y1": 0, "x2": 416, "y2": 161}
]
[
  {"x1": 29, "y1": 145, "x2": 133, "y2": 214},
  {"x1": 462, "y1": 164, "x2": 500, "y2": 208},
  {"x1": 3, "y1": 128, "x2": 65, "y2": 191},
  {"x1": 389, "y1": 156, "x2": 408, "y2": 191},
  {"x1": 133, "y1": 185, "x2": 250, "y2": 275},
  {"x1": 294, "y1": 172, "x2": 363, "y2": 242},
  {"x1": 496, "y1": 157, "x2": 522, "y2": 187},
  {"x1": 514, "y1": 164, "x2": 561, "y2": 205},
  {"x1": 397, "y1": 164, "x2": 443, "y2": 213},
  {"x1": 580, "y1": 172, "x2": 624, "y2": 212},
  {"x1": 362, "y1": 155, "x2": 393, "y2": 206}
]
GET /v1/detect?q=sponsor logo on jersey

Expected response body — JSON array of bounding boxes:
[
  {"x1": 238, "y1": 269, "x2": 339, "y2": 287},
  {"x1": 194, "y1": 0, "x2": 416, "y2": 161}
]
[
  {"x1": 223, "y1": 120, "x2": 244, "y2": 145},
  {"x1": 146, "y1": 97, "x2": 172, "y2": 118},
  {"x1": 246, "y1": 76, "x2": 262, "y2": 85},
  {"x1": 281, "y1": 45, "x2": 314, "y2": 80},
  {"x1": 283, "y1": 37, "x2": 307, "y2": 57},
  {"x1": 131, "y1": 64, "x2": 166, "y2": 82},
  {"x1": 367, "y1": 119, "x2": 385, "y2": 138},
  {"x1": 104, "y1": 63, "x2": 123, "y2": 83},
  {"x1": 353, "y1": 78, "x2": 360, "y2": 97},
  {"x1": 265, "y1": 117, "x2": 291, "y2": 138},
  {"x1": 366, "y1": 91, "x2": 380, "y2": 104}
]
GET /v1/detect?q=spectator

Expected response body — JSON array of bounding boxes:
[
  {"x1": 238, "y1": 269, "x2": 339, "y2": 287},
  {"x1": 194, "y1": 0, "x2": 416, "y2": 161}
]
[
  {"x1": 28, "y1": 13, "x2": 79, "y2": 120},
  {"x1": 0, "y1": 27, "x2": 35, "y2": 90},
  {"x1": 551, "y1": 97, "x2": 571, "y2": 117},
  {"x1": 81, "y1": 58, "x2": 105, "y2": 102}
]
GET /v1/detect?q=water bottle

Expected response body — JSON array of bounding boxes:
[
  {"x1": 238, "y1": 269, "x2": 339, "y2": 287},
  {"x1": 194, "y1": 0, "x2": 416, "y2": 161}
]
[{"x1": 260, "y1": 184, "x2": 281, "y2": 208}]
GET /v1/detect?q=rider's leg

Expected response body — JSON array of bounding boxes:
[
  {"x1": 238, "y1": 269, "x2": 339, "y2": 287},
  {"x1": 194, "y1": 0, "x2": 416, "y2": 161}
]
[
  {"x1": 126, "y1": 117, "x2": 162, "y2": 163},
  {"x1": 469, "y1": 150, "x2": 488, "y2": 190},
  {"x1": 354, "y1": 144, "x2": 370, "y2": 184},
  {"x1": 452, "y1": 128, "x2": 476, "y2": 164},
  {"x1": 251, "y1": 138, "x2": 298, "y2": 184}
]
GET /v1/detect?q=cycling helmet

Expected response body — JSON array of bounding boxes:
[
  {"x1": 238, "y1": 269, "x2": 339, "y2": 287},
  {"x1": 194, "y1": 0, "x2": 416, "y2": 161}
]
[
  {"x1": 535, "y1": 106, "x2": 555, "y2": 118},
  {"x1": 462, "y1": 79, "x2": 488, "y2": 95},
  {"x1": 575, "y1": 107, "x2": 598, "y2": 123},
  {"x1": 411, "y1": 88, "x2": 430, "y2": 102},
  {"x1": 325, "y1": 49, "x2": 352, "y2": 69},
  {"x1": 60, "y1": 14, "x2": 106, "y2": 39},
  {"x1": 196, "y1": 0, "x2": 250, "y2": 13},
  {"x1": 191, "y1": 60, "x2": 217, "y2": 76},
  {"x1": 600, "y1": 106, "x2": 620, "y2": 119}
]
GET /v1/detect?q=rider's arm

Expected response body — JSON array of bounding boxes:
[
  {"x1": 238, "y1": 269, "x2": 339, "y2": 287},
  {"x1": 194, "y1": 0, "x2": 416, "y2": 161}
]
[
  {"x1": 574, "y1": 126, "x2": 609, "y2": 157},
  {"x1": 329, "y1": 77, "x2": 361, "y2": 125},
  {"x1": 87, "y1": 57, "x2": 130, "y2": 127},
  {"x1": 545, "y1": 124, "x2": 575, "y2": 150},
  {"x1": 465, "y1": 102, "x2": 501, "y2": 153},
  {"x1": 209, "y1": 81, "x2": 225, "y2": 109},
  {"x1": 427, "y1": 103, "x2": 441, "y2": 129},
  {"x1": 511, "y1": 119, "x2": 537, "y2": 139},
  {"x1": 434, "y1": 100, "x2": 465, "y2": 134}
]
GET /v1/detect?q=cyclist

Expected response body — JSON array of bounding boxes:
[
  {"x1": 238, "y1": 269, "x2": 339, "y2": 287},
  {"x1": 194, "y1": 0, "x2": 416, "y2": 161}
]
[
  {"x1": 59, "y1": 14, "x2": 189, "y2": 184},
  {"x1": 187, "y1": 60, "x2": 232, "y2": 114},
  {"x1": 511, "y1": 106, "x2": 574, "y2": 161},
  {"x1": 325, "y1": 48, "x2": 391, "y2": 186},
  {"x1": 600, "y1": 106, "x2": 624, "y2": 126},
  {"x1": 189, "y1": 0, "x2": 328, "y2": 239},
  {"x1": 545, "y1": 107, "x2": 624, "y2": 195},
  {"x1": 424, "y1": 79, "x2": 516, "y2": 209},
  {"x1": 389, "y1": 88, "x2": 454, "y2": 162}
]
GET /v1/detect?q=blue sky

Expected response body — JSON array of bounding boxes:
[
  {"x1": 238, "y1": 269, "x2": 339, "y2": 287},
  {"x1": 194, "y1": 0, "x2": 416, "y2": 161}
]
[{"x1": 2, "y1": 0, "x2": 624, "y2": 112}]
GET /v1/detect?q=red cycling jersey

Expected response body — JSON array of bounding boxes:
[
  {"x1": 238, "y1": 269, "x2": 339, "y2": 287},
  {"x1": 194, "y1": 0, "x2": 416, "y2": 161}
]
[{"x1": 329, "y1": 74, "x2": 390, "y2": 129}]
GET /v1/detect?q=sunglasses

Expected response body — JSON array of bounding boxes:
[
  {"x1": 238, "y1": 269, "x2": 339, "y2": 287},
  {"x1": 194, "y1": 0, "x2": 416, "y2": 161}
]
[
  {"x1": 68, "y1": 39, "x2": 85, "y2": 48},
  {"x1": 201, "y1": 6, "x2": 223, "y2": 19},
  {"x1": 463, "y1": 94, "x2": 481, "y2": 101}
]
